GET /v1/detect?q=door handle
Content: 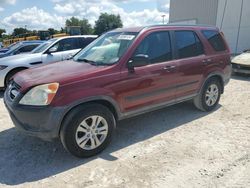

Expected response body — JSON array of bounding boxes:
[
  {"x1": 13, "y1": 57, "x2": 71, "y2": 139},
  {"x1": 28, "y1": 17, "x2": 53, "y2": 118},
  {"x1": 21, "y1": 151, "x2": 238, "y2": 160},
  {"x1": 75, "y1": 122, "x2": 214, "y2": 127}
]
[
  {"x1": 202, "y1": 59, "x2": 212, "y2": 65},
  {"x1": 163, "y1": 65, "x2": 176, "y2": 71}
]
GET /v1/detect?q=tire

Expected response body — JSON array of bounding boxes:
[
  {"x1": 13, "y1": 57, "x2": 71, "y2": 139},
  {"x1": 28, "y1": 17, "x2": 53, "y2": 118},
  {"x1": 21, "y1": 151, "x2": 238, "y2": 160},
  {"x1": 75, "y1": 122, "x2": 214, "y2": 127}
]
[
  {"x1": 193, "y1": 78, "x2": 222, "y2": 112},
  {"x1": 5, "y1": 68, "x2": 26, "y2": 87},
  {"x1": 60, "y1": 103, "x2": 116, "y2": 158}
]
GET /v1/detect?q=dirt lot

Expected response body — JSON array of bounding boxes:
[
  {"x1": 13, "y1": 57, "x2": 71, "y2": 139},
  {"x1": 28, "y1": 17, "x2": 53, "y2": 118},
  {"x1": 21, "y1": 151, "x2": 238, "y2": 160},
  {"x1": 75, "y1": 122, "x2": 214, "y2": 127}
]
[{"x1": 0, "y1": 75, "x2": 250, "y2": 188}]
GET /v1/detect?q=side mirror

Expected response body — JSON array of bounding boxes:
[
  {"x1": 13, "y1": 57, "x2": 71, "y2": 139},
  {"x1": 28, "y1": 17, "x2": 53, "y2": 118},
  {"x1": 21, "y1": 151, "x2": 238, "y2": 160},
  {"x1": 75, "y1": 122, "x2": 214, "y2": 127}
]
[
  {"x1": 47, "y1": 47, "x2": 57, "y2": 54},
  {"x1": 127, "y1": 54, "x2": 150, "y2": 71},
  {"x1": 66, "y1": 54, "x2": 74, "y2": 60},
  {"x1": 13, "y1": 50, "x2": 20, "y2": 55}
]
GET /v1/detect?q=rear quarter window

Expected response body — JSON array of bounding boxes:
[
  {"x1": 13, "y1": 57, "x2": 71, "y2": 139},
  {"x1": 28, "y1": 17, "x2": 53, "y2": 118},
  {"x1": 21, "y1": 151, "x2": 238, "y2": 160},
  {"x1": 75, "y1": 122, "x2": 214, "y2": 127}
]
[{"x1": 202, "y1": 30, "x2": 226, "y2": 52}]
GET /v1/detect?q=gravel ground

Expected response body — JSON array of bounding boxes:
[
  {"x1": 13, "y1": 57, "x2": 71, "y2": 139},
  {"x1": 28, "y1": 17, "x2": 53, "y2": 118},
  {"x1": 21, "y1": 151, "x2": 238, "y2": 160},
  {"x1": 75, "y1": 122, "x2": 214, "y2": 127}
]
[{"x1": 0, "y1": 75, "x2": 250, "y2": 188}]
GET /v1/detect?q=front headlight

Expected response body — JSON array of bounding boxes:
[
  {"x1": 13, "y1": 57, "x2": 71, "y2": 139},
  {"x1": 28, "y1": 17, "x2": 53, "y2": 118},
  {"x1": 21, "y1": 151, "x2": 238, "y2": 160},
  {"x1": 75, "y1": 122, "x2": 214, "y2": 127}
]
[
  {"x1": 0, "y1": 65, "x2": 8, "y2": 70},
  {"x1": 19, "y1": 83, "x2": 59, "y2": 106}
]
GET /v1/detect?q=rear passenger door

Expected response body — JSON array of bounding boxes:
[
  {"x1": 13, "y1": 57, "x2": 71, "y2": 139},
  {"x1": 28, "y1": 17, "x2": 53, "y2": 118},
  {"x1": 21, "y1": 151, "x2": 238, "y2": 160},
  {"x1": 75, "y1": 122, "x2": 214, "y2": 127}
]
[
  {"x1": 59, "y1": 38, "x2": 81, "y2": 60},
  {"x1": 174, "y1": 30, "x2": 206, "y2": 98},
  {"x1": 78, "y1": 37, "x2": 96, "y2": 49}
]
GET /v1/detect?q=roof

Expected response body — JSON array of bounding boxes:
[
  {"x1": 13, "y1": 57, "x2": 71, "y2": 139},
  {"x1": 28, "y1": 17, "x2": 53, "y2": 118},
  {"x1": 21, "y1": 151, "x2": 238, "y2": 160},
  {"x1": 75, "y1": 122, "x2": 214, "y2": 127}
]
[
  {"x1": 20, "y1": 40, "x2": 44, "y2": 44},
  {"x1": 112, "y1": 24, "x2": 218, "y2": 33},
  {"x1": 57, "y1": 35, "x2": 98, "y2": 40}
]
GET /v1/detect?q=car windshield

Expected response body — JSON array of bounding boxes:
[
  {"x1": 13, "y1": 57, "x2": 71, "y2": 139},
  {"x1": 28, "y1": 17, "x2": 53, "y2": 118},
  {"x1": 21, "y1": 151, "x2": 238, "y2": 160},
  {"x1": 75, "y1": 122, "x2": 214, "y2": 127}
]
[
  {"x1": 8, "y1": 42, "x2": 22, "y2": 52},
  {"x1": 73, "y1": 32, "x2": 138, "y2": 65},
  {"x1": 7, "y1": 43, "x2": 17, "y2": 49},
  {"x1": 32, "y1": 39, "x2": 57, "y2": 53}
]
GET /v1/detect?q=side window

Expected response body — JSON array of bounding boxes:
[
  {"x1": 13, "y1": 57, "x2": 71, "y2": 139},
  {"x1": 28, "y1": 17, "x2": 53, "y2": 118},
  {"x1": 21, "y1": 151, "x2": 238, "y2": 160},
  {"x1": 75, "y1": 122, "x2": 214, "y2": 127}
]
[
  {"x1": 52, "y1": 38, "x2": 78, "y2": 52},
  {"x1": 78, "y1": 37, "x2": 96, "y2": 49},
  {"x1": 15, "y1": 44, "x2": 39, "y2": 54},
  {"x1": 175, "y1": 31, "x2": 204, "y2": 59},
  {"x1": 202, "y1": 30, "x2": 226, "y2": 52},
  {"x1": 134, "y1": 31, "x2": 172, "y2": 64}
]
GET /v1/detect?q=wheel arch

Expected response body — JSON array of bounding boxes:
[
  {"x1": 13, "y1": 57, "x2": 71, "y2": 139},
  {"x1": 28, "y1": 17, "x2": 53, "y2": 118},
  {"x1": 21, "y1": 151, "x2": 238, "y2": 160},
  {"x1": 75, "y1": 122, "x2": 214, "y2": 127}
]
[
  {"x1": 201, "y1": 73, "x2": 225, "y2": 94},
  {"x1": 5, "y1": 66, "x2": 29, "y2": 86},
  {"x1": 58, "y1": 96, "x2": 121, "y2": 136}
]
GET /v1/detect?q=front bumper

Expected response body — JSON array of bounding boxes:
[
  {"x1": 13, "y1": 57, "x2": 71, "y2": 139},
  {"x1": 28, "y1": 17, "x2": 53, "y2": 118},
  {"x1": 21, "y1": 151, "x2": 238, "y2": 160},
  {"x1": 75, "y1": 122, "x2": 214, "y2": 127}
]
[
  {"x1": 0, "y1": 68, "x2": 9, "y2": 88},
  {"x1": 232, "y1": 63, "x2": 250, "y2": 74},
  {"x1": 4, "y1": 86, "x2": 67, "y2": 141}
]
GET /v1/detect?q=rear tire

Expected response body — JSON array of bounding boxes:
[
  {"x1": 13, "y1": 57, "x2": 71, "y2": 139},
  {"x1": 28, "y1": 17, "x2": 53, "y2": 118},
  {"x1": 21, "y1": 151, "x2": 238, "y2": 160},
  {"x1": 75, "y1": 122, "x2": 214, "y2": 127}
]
[
  {"x1": 193, "y1": 78, "x2": 222, "y2": 112},
  {"x1": 60, "y1": 104, "x2": 116, "y2": 158}
]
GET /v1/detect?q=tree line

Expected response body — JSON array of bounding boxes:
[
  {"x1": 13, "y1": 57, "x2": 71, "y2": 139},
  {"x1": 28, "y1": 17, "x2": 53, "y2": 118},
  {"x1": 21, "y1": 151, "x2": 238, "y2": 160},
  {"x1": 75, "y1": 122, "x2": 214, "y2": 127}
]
[{"x1": 0, "y1": 13, "x2": 123, "y2": 41}]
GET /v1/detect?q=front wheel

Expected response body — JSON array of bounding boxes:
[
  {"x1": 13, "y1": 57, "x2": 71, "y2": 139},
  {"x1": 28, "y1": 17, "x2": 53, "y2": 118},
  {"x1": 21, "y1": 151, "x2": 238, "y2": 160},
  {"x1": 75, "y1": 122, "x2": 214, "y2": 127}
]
[
  {"x1": 60, "y1": 104, "x2": 116, "y2": 158},
  {"x1": 193, "y1": 79, "x2": 222, "y2": 112}
]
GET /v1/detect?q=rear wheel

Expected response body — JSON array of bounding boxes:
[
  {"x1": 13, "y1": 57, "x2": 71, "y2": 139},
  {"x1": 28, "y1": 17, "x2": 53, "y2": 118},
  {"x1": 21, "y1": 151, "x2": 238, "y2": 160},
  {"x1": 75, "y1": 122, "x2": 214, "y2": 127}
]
[
  {"x1": 60, "y1": 104, "x2": 116, "y2": 158},
  {"x1": 193, "y1": 79, "x2": 222, "y2": 111}
]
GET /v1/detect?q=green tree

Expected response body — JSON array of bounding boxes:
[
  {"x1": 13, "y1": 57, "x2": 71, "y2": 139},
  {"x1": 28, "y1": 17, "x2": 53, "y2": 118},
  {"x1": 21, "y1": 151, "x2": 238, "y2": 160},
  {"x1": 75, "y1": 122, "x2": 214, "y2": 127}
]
[
  {"x1": 48, "y1": 28, "x2": 59, "y2": 35},
  {"x1": 65, "y1": 17, "x2": 93, "y2": 34},
  {"x1": 94, "y1": 13, "x2": 123, "y2": 35},
  {"x1": 0, "y1": 28, "x2": 6, "y2": 38},
  {"x1": 12, "y1": 27, "x2": 30, "y2": 37},
  {"x1": 60, "y1": 27, "x2": 66, "y2": 33}
]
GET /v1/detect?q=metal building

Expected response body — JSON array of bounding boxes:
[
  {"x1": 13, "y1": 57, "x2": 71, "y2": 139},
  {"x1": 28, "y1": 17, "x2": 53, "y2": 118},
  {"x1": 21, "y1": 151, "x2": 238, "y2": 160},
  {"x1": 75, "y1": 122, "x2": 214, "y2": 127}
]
[{"x1": 169, "y1": 0, "x2": 250, "y2": 54}]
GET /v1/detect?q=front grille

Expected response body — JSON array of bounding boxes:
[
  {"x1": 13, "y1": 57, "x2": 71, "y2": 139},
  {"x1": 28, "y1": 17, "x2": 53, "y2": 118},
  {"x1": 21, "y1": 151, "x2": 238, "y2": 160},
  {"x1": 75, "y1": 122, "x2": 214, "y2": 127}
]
[
  {"x1": 12, "y1": 81, "x2": 21, "y2": 90},
  {"x1": 8, "y1": 81, "x2": 21, "y2": 100},
  {"x1": 232, "y1": 63, "x2": 250, "y2": 70}
]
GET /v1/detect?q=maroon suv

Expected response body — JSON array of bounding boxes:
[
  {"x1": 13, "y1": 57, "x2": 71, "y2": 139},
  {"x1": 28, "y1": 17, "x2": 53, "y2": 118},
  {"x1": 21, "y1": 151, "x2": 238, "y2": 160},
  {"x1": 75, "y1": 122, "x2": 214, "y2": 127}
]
[{"x1": 4, "y1": 25, "x2": 231, "y2": 157}]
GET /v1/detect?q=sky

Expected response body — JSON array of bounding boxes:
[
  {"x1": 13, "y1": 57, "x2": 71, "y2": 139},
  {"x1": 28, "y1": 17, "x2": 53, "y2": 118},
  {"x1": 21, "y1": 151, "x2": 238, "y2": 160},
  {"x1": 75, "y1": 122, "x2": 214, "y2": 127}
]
[{"x1": 0, "y1": 0, "x2": 170, "y2": 34}]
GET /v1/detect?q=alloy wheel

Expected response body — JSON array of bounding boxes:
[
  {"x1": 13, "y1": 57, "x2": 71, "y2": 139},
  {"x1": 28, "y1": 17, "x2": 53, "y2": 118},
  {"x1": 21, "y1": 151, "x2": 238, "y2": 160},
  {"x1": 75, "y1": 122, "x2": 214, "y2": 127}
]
[{"x1": 75, "y1": 115, "x2": 108, "y2": 150}]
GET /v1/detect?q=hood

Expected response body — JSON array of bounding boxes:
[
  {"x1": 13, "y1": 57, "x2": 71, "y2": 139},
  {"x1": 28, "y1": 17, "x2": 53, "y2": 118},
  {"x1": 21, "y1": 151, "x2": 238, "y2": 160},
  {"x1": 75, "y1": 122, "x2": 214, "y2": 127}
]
[
  {"x1": 0, "y1": 52, "x2": 9, "y2": 58},
  {"x1": 232, "y1": 53, "x2": 250, "y2": 65},
  {"x1": 0, "y1": 53, "x2": 42, "y2": 66},
  {"x1": 14, "y1": 60, "x2": 110, "y2": 92}
]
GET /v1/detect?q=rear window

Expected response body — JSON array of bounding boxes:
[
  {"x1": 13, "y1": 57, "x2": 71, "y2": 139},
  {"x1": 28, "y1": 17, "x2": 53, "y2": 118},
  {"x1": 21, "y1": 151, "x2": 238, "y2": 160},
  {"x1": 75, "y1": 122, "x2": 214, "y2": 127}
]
[{"x1": 202, "y1": 30, "x2": 226, "y2": 52}]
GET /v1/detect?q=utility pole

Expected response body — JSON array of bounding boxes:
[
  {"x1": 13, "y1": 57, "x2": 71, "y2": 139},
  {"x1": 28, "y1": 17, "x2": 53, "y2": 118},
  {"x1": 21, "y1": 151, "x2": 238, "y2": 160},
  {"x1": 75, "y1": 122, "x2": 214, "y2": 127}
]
[{"x1": 161, "y1": 15, "x2": 166, "y2": 24}]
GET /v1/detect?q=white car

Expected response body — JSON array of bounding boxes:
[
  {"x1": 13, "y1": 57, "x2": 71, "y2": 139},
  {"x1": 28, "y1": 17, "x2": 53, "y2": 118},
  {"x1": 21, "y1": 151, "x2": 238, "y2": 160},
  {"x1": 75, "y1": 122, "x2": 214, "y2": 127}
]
[
  {"x1": 231, "y1": 51, "x2": 250, "y2": 75},
  {"x1": 0, "y1": 35, "x2": 97, "y2": 88}
]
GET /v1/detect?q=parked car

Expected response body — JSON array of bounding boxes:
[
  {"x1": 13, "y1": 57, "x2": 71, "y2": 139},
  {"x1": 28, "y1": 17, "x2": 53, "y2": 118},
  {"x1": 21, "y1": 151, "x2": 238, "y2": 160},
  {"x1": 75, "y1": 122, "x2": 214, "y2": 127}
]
[
  {"x1": 4, "y1": 25, "x2": 231, "y2": 158},
  {"x1": 0, "y1": 42, "x2": 20, "y2": 53},
  {"x1": 0, "y1": 35, "x2": 97, "y2": 88},
  {"x1": 231, "y1": 51, "x2": 250, "y2": 74},
  {"x1": 0, "y1": 40, "x2": 44, "y2": 59}
]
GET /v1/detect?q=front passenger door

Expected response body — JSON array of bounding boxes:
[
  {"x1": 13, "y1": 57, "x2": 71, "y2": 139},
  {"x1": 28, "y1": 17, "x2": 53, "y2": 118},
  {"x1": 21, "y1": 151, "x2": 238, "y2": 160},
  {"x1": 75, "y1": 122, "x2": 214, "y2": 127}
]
[
  {"x1": 120, "y1": 31, "x2": 179, "y2": 112},
  {"x1": 42, "y1": 38, "x2": 79, "y2": 64}
]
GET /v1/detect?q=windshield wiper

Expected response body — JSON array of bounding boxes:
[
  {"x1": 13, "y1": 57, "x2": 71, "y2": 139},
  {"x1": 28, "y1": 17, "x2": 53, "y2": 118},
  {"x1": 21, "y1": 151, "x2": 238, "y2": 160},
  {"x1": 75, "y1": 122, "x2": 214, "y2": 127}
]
[
  {"x1": 77, "y1": 58, "x2": 97, "y2": 64},
  {"x1": 76, "y1": 58, "x2": 109, "y2": 66}
]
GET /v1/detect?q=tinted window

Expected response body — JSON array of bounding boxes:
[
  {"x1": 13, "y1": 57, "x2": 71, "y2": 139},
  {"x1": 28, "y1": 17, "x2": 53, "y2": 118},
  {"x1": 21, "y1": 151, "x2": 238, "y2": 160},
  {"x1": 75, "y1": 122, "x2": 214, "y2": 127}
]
[
  {"x1": 134, "y1": 31, "x2": 172, "y2": 64},
  {"x1": 18, "y1": 44, "x2": 39, "y2": 53},
  {"x1": 175, "y1": 31, "x2": 204, "y2": 59},
  {"x1": 78, "y1": 37, "x2": 96, "y2": 48},
  {"x1": 14, "y1": 44, "x2": 39, "y2": 54},
  {"x1": 202, "y1": 30, "x2": 226, "y2": 52},
  {"x1": 52, "y1": 38, "x2": 78, "y2": 52}
]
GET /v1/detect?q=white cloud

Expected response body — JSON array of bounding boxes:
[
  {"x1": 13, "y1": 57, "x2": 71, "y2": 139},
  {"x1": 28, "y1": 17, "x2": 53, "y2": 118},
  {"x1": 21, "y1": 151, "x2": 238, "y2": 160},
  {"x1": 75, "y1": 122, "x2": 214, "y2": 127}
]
[
  {"x1": 54, "y1": 3, "x2": 75, "y2": 14},
  {"x1": 52, "y1": 0, "x2": 169, "y2": 26},
  {"x1": 157, "y1": 0, "x2": 170, "y2": 12},
  {"x1": 0, "y1": 0, "x2": 16, "y2": 11},
  {"x1": 1, "y1": 0, "x2": 170, "y2": 33},
  {"x1": 1, "y1": 7, "x2": 65, "y2": 32},
  {"x1": 0, "y1": 0, "x2": 16, "y2": 5}
]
